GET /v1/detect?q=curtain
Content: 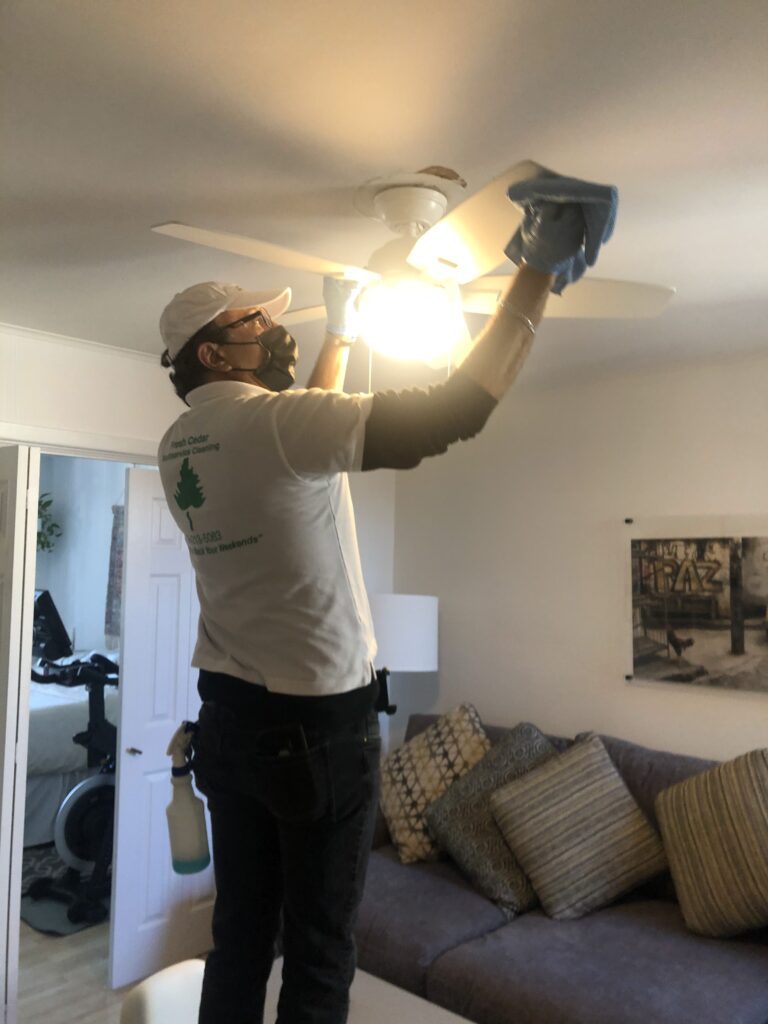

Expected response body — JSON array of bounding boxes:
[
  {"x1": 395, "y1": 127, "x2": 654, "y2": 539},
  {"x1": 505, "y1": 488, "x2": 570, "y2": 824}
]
[{"x1": 104, "y1": 504, "x2": 124, "y2": 650}]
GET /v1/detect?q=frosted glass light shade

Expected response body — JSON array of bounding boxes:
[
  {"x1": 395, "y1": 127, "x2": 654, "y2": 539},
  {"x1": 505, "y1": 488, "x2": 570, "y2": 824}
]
[
  {"x1": 369, "y1": 594, "x2": 438, "y2": 672},
  {"x1": 357, "y1": 279, "x2": 468, "y2": 365}
]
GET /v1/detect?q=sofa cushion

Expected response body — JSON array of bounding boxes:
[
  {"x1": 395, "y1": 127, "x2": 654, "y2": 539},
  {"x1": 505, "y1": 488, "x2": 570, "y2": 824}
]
[
  {"x1": 490, "y1": 734, "x2": 667, "y2": 919},
  {"x1": 425, "y1": 722, "x2": 556, "y2": 917},
  {"x1": 425, "y1": 900, "x2": 768, "y2": 1024},
  {"x1": 354, "y1": 845, "x2": 507, "y2": 997},
  {"x1": 656, "y1": 747, "x2": 768, "y2": 937},
  {"x1": 380, "y1": 703, "x2": 490, "y2": 864},
  {"x1": 589, "y1": 733, "x2": 717, "y2": 829}
]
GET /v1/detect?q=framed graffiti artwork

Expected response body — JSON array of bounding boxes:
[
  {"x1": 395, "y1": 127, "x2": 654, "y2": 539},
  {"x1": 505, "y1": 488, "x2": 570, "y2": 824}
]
[{"x1": 625, "y1": 517, "x2": 768, "y2": 694}]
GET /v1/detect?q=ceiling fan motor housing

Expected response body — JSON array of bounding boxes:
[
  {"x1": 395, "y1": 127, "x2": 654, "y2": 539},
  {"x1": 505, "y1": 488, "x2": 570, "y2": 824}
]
[{"x1": 372, "y1": 186, "x2": 448, "y2": 237}]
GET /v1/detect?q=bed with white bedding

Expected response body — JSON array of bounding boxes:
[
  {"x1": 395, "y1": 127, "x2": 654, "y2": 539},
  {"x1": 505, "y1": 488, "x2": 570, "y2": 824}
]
[{"x1": 24, "y1": 678, "x2": 120, "y2": 846}]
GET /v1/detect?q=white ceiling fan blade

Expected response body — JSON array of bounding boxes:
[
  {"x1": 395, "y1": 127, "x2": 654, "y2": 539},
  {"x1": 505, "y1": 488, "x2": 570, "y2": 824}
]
[
  {"x1": 406, "y1": 160, "x2": 547, "y2": 284},
  {"x1": 462, "y1": 276, "x2": 676, "y2": 319},
  {"x1": 152, "y1": 222, "x2": 375, "y2": 281},
  {"x1": 281, "y1": 305, "x2": 326, "y2": 326}
]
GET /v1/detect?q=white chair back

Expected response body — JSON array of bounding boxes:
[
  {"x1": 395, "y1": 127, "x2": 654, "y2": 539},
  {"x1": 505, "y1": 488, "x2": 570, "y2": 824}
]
[{"x1": 120, "y1": 958, "x2": 205, "y2": 1024}]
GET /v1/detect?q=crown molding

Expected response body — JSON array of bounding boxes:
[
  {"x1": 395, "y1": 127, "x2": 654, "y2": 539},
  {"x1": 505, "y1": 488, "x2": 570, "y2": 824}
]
[
  {"x1": 0, "y1": 321, "x2": 157, "y2": 363},
  {"x1": 0, "y1": 419, "x2": 159, "y2": 461}
]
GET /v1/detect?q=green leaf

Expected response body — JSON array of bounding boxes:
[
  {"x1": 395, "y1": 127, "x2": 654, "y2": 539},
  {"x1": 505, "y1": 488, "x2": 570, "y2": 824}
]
[{"x1": 36, "y1": 493, "x2": 62, "y2": 551}]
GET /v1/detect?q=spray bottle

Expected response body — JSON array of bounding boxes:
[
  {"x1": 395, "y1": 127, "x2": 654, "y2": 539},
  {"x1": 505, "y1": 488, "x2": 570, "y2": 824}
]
[{"x1": 166, "y1": 721, "x2": 211, "y2": 874}]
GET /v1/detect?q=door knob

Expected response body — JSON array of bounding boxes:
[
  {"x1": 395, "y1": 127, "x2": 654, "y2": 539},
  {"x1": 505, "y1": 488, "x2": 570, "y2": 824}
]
[{"x1": 125, "y1": 746, "x2": 143, "y2": 756}]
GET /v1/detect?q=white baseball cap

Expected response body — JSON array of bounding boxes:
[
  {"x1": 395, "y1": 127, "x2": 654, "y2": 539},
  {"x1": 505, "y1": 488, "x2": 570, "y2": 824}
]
[{"x1": 160, "y1": 281, "x2": 292, "y2": 359}]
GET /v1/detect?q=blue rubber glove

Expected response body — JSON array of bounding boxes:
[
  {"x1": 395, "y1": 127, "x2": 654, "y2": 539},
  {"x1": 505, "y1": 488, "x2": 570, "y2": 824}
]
[
  {"x1": 323, "y1": 276, "x2": 364, "y2": 340},
  {"x1": 505, "y1": 174, "x2": 618, "y2": 294}
]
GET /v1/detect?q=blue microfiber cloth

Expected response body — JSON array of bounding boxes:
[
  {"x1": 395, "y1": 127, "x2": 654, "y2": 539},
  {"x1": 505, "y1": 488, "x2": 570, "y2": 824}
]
[{"x1": 505, "y1": 173, "x2": 618, "y2": 294}]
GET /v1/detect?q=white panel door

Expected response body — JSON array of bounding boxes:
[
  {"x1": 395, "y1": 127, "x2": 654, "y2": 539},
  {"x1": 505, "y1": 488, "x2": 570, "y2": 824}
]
[
  {"x1": 109, "y1": 468, "x2": 213, "y2": 990},
  {"x1": 0, "y1": 445, "x2": 38, "y2": 1024}
]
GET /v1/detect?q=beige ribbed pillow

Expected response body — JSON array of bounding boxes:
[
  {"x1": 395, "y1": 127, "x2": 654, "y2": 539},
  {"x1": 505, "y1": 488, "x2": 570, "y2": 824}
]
[
  {"x1": 490, "y1": 733, "x2": 668, "y2": 919},
  {"x1": 380, "y1": 703, "x2": 490, "y2": 864},
  {"x1": 655, "y1": 749, "x2": 768, "y2": 937}
]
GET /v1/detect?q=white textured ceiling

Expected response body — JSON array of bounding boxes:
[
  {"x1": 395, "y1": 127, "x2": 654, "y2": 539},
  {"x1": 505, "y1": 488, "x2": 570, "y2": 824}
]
[{"x1": 1, "y1": 0, "x2": 767, "y2": 389}]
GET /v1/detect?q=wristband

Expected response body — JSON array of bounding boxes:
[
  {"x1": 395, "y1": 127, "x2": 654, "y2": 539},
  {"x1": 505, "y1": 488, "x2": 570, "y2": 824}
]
[{"x1": 496, "y1": 301, "x2": 536, "y2": 336}]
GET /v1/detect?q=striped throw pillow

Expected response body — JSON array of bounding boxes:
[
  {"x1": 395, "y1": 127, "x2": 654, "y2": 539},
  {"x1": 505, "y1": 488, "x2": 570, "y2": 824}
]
[
  {"x1": 490, "y1": 733, "x2": 668, "y2": 919},
  {"x1": 655, "y1": 749, "x2": 768, "y2": 937},
  {"x1": 380, "y1": 703, "x2": 490, "y2": 864}
]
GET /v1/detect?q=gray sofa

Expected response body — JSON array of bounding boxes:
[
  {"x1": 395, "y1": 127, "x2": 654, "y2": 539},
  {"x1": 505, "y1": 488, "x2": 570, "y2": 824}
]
[{"x1": 354, "y1": 714, "x2": 768, "y2": 1024}]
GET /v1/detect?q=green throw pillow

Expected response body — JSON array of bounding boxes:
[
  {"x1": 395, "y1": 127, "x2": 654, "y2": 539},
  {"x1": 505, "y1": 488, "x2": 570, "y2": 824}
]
[
  {"x1": 490, "y1": 733, "x2": 667, "y2": 919},
  {"x1": 656, "y1": 748, "x2": 768, "y2": 937},
  {"x1": 426, "y1": 722, "x2": 556, "y2": 917}
]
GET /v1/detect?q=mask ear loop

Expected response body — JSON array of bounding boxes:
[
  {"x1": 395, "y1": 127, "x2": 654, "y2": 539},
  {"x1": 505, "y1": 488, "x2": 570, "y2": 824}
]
[
  {"x1": 212, "y1": 336, "x2": 272, "y2": 374},
  {"x1": 256, "y1": 337, "x2": 272, "y2": 373}
]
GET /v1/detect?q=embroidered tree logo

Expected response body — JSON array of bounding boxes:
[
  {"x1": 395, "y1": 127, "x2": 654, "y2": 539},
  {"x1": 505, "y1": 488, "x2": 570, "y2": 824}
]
[{"x1": 174, "y1": 458, "x2": 205, "y2": 530}]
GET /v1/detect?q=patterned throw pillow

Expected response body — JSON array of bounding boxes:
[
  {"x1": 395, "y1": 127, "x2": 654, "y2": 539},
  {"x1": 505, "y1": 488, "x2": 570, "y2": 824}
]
[
  {"x1": 490, "y1": 733, "x2": 668, "y2": 919},
  {"x1": 655, "y1": 748, "x2": 768, "y2": 937},
  {"x1": 426, "y1": 722, "x2": 556, "y2": 917},
  {"x1": 380, "y1": 703, "x2": 490, "y2": 864}
]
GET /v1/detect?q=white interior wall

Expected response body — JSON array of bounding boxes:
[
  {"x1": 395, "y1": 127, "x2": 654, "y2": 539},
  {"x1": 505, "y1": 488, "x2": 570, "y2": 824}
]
[
  {"x1": 11, "y1": 320, "x2": 768, "y2": 760},
  {"x1": 349, "y1": 471, "x2": 396, "y2": 597},
  {"x1": 0, "y1": 323, "x2": 181, "y2": 458},
  {"x1": 393, "y1": 350, "x2": 768, "y2": 761}
]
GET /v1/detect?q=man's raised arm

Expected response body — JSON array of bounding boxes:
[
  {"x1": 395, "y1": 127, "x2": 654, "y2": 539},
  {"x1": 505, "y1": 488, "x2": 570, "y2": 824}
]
[
  {"x1": 305, "y1": 277, "x2": 360, "y2": 391},
  {"x1": 305, "y1": 333, "x2": 354, "y2": 391}
]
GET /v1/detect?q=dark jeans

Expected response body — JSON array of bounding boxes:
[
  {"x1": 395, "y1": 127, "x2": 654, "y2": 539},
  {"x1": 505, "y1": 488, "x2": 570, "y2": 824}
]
[{"x1": 191, "y1": 697, "x2": 381, "y2": 1024}]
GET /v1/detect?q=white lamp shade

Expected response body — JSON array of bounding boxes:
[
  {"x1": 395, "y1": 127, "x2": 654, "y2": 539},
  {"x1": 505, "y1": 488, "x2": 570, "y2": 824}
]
[{"x1": 369, "y1": 594, "x2": 438, "y2": 672}]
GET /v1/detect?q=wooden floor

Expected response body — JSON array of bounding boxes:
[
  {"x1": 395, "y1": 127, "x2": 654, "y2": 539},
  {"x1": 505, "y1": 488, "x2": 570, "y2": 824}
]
[{"x1": 18, "y1": 920, "x2": 132, "y2": 1024}]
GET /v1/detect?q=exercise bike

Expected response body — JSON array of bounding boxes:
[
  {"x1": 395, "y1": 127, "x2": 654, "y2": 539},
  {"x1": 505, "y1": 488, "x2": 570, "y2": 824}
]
[{"x1": 26, "y1": 653, "x2": 119, "y2": 925}]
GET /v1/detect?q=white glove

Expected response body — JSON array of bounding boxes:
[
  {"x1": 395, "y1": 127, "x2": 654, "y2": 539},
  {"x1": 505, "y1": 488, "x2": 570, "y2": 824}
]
[{"x1": 323, "y1": 275, "x2": 365, "y2": 340}]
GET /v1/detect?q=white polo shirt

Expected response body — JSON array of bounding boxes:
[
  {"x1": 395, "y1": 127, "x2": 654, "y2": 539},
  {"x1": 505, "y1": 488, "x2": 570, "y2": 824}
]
[{"x1": 157, "y1": 381, "x2": 377, "y2": 696}]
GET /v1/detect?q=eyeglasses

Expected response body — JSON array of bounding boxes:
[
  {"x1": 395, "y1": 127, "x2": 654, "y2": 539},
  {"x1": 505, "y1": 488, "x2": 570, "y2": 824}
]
[{"x1": 220, "y1": 308, "x2": 273, "y2": 333}]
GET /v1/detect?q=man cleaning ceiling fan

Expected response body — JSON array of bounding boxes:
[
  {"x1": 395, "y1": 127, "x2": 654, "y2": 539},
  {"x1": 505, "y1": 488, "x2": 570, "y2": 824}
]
[{"x1": 154, "y1": 167, "x2": 618, "y2": 1024}]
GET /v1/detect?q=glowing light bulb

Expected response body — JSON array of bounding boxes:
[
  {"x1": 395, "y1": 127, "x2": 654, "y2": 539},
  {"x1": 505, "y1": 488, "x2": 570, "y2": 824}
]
[{"x1": 357, "y1": 278, "x2": 469, "y2": 364}]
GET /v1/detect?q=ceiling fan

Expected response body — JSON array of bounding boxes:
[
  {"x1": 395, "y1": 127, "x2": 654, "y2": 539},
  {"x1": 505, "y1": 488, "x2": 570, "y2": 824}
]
[{"x1": 152, "y1": 160, "x2": 675, "y2": 364}]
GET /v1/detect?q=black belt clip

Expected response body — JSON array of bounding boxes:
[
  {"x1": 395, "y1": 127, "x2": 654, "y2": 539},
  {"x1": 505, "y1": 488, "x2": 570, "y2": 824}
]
[{"x1": 373, "y1": 668, "x2": 397, "y2": 716}]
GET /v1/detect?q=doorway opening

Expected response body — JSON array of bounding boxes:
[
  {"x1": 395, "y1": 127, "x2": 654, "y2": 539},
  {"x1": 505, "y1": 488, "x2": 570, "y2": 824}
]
[{"x1": 17, "y1": 452, "x2": 147, "y2": 1023}]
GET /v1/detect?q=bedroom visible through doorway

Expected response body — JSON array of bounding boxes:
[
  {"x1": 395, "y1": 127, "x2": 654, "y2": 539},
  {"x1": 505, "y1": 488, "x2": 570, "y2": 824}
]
[{"x1": 18, "y1": 452, "x2": 143, "y2": 1024}]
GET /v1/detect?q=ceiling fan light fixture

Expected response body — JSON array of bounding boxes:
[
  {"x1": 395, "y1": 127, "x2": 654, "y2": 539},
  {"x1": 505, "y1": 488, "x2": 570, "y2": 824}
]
[
  {"x1": 154, "y1": 162, "x2": 675, "y2": 332},
  {"x1": 371, "y1": 186, "x2": 448, "y2": 237},
  {"x1": 358, "y1": 278, "x2": 468, "y2": 364}
]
